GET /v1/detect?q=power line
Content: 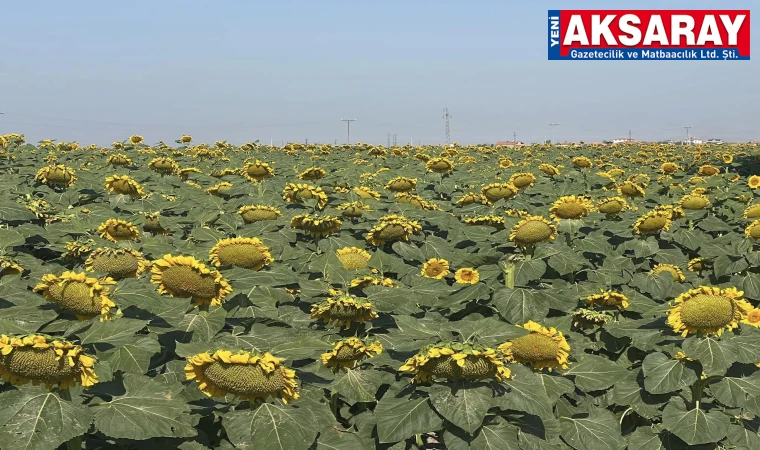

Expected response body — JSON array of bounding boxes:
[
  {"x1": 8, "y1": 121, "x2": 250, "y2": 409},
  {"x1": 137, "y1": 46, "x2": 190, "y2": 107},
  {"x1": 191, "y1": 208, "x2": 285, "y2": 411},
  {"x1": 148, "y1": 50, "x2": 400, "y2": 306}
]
[
  {"x1": 340, "y1": 118, "x2": 356, "y2": 144},
  {"x1": 443, "y1": 108, "x2": 451, "y2": 144},
  {"x1": 683, "y1": 126, "x2": 693, "y2": 144},
  {"x1": 547, "y1": 123, "x2": 560, "y2": 144}
]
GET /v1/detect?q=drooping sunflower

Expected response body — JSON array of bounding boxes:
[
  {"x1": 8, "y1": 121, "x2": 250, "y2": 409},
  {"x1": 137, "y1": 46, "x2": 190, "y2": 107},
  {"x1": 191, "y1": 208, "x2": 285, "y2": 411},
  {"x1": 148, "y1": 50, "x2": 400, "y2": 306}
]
[
  {"x1": 633, "y1": 210, "x2": 672, "y2": 236},
  {"x1": 455, "y1": 192, "x2": 486, "y2": 207},
  {"x1": 209, "y1": 237, "x2": 273, "y2": 271},
  {"x1": 678, "y1": 193, "x2": 711, "y2": 210},
  {"x1": 505, "y1": 209, "x2": 531, "y2": 218},
  {"x1": 185, "y1": 350, "x2": 299, "y2": 404},
  {"x1": 597, "y1": 197, "x2": 629, "y2": 216},
  {"x1": 399, "y1": 343, "x2": 511, "y2": 383},
  {"x1": 148, "y1": 157, "x2": 179, "y2": 174},
  {"x1": 63, "y1": 241, "x2": 92, "y2": 260},
  {"x1": 97, "y1": 219, "x2": 140, "y2": 242},
  {"x1": 354, "y1": 186, "x2": 381, "y2": 200},
  {"x1": 150, "y1": 254, "x2": 232, "y2": 307},
  {"x1": 0, "y1": 258, "x2": 23, "y2": 276},
  {"x1": 746, "y1": 220, "x2": 760, "y2": 240},
  {"x1": 385, "y1": 176, "x2": 417, "y2": 192},
  {"x1": 654, "y1": 204, "x2": 685, "y2": 221},
  {"x1": 698, "y1": 164, "x2": 721, "y2": 177},
  {"x1": 310, "y1": 294, "x2": 378, "y2": 328},
  {"x1": 650, "y1": 263, "x2": 685, "y2": 282},
  {"x1": 498, "y1": 321, "x2": 571, "y2": 371},
  {"x1": 366, "y1": 216, "x2": 422, "y2": 246},
  {"x1": 549, "y1": 195, "x2": 594, "y2": 221},
  {"x1": 464, "y1": 215, "x2": 505, "y2": 229},
  {"x1": 571, "y1": 156, "x2": 593, "y2": 169},
  {"x1": 179, "y1": 135, "x2": 193, "y2": 144},
  {"x1": 34, "y1": 271, "x2": 116, "y2": 320},
  {"x1": 660, "y1": 162, "x2": 680, "y2": 174},
  {"x1": 509, "y1": 215, "x2": 557, "y2": 248},
  {"x1": 242, "y1": 161, "x2": 275, "y2": 182},
  {"x1": 509, "y1": 172, "x2": 536, "y2": 189},
  {"x1": 0, "y1": 334, "x2": 98, "y2": 388},
  {"x1": 282, "y1": 183, "x2": 328, "y2": 209},
  {"x1": 538, "y1": 164, "x2": 560, "y2": 176},
  {"x1": 426, "y1": 157, "x2": 455, "y2": 174},
  {"x1": 617, "y1": 180, "x2": 646, "y2": 198},
  {"x1": 128, "y1": 135, "x2": 144, "y2": 145},
  {"x1": 336, "y1": 201, "x2": 371, "y2": 218},
  {"x1": 421, "y1": 258, "x2": 450, "y2": 279},
  {"x1": 178, "y1": 167, "x2": 202, "y2": 181},
  {"x1": 748, "y1": 175, "x2": 760, "y2": 189},
  {"x1": 687, "y1": 257, "x2": 709, "y2": 272},
  {"x1": 350, "y1": 275, "x2": 394, "y2": 289},
  {"x1": 454, "y1": 268, "x2": 480, "y2": 284},
  {"x1": 481, "y1": 182, "x2": 518, "y2": 204},
  {"x1": 298, "y1": 167, "x2": 327, "y2": 181},
  {"x1": 107, "y1": 153, "x2": 132, "y2": 166},
  {"x1": 35, "y1": 164, "x2": 77, "y2": 187},
  {"x1": 336, "y1": 247, "x2": 372, "y2": 270},
  {"x1": 205, "y1": 182, "x2": 233, "y2": 198},
  {"x1": 321, "y1": 337, "x2": 383, "y2": 370},
  {"x1": 211, "y1": 168, "x2": 238, "y2": 178},
  {"x1": 572, "y1": 308, "x2": 614, "y2": 329},
  {"x1": 667, "y1": 286, "x2": 752, "y2": 337},
  {"x1": 105, "y1": 175, "x2": 145, "y2": 198},
  {"x1": 85, "y1": 247, "x2": 147, "y2": 279},
  {"x1": 585, "y1": 290, "x2": 630, "y2": 310},
  {"x1": 743, "y1": 204, "x2": 760, "y2": 219},
  {"x1": 291, "y1": 214, "x2": 342, "y2": 238},
  {"x1": 238, "y1": 205, "x2": 282, "y2": 223}
]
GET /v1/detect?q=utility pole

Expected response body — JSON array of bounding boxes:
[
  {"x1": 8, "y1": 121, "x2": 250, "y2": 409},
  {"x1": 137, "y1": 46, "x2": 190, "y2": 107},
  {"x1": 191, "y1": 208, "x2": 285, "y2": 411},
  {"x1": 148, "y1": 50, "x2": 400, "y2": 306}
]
[
  {"x1": 387, "y1": 133, "x2": 390, "y2": 148},
  {"x1": 305, "y1": 138, "x2": 308, "y2": 145},
  {"x1": 443, "y1": 108, "x2": 451, "y2": 145},
  {"x1": 340, "y1": 119, "x2": 356, "y2": 144},
  {"x1": 513, "y1": 132, "x2": 517, "y2": 144},
  {"x1": 628, "y1": 130, "x2": 632, "y2": 142},
  {"x1": 683, "y1": 126, "x2": 692, "y2": 145},
  {"x1": 334, "y1": 139, "x2": 337, "y2": 145},
  {"x1": 393, "y1": 134, "x2": 397, "y2": 146},
  {"x1": 548, "y1": 123, "x2": 560, "y2": 144}
]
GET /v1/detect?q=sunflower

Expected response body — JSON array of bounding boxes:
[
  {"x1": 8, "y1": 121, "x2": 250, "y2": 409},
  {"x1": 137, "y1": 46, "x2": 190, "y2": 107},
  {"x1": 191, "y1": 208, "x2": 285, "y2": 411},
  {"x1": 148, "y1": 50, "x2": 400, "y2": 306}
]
[
  {"x1": 400, "y1": 343, "x2": 511, "y2": 383},
  {"x1": 321, "y1": 337, "x2": 383, "y2": 370},
  {"x1": 660, "y1": 162, "x2": 679, "y2": 174},
  {"x1": 34, "y1": 271, "x2": 116, "y2": 320},
  {"x1": 107, "y1": 153, "x2": 132, "y2": 166},
  {"x1": 678, "y1": 193, "x2": 711, "y2": 210},
  {"x1": 746, "y1": 220, "x2": 760, "y2": 240},
  {"x1": 85, "y1": 247, "x2": 147, "y2": 279},
  {"x1": 464, "y1": 215, "x2": 505, "y2": 229},
  {"x1": 509, "y1": 215, "x2": 557, "y2": 248},
  {"x1": 97, "y1": 219, "x2": 140, "y2": 242},
  {"x1": 298, "y1": 167, "x2": 327, "y2": 180},
  {"x1": 549, "y1": 196, "x2": 593, "y2": 221},
  {"x1": 654, "y1": 204, "x2": 684, "y2": 221},
  {"x1": 34, "y1": 165, "x2": 77, "y2": 187},
  {"x1": 585, "y1": 290, "x2": 630, "y2": 310},
  {"x1": 385, "y1": 177, "x2": 417, "y2": 192},
  {"x1": 209, "y1": 237, "x2": 273, "y2": 271},
  {"x1": 698, "y1": 164, "x2": 720, "y2": 176},
  {"x1": 571, "y1": 156, "x2": 592, "y2": 169},
  {"x1": 354, "y1": 186, "x2": 381, "y2": 200},
  {"x1": 242, "y1": 161, "x2": 275, "y2": 182},
  {"x1": 480, "y1": 182, "x2": 518, "y2": 204},
  {"x1": 205, "y1": 182, "x2": 233, "y2": 198},
  {"x1": 282, "y1": 183, "x2": 328, "y2": 209},
  {"x1": 498, "y1": 321, "x2": 571, "y2": 371},
  {"x1": 687, "y1": 258, "x2": 708, "y2": 272},
  {"x1": 421, "y1": 258, "x2": 450, "y2": 279},
  {"x1": 597, "y1": 197, "x2": 629, "y2": 216},
  {"x1": 310, "y1": 294, "x2": 378, "y2": 328},
  {"x1": 180, "y1": 135, "x2": 193, "y2": 144},
  {"x1": 742, "y1": 308, "x2": 760, "y2": 328},
  {"x1": 105, "y1": 175, "x2": 145, "y2": 198},
  {"x1": 350, "y1": 275, "x2": 394, "y2": 289},
  {"x1": 538, "y1": 164, "x2": 560, "y2": 176},
  {"x1": 148, "y1": 157, "x2": 179, "y2": 174},
  {"x1": 0, "y1": 258, "x2": 23, "y2": 276},
  {"x1": 366, "y1": 216, "x2": 422, "y2": 246},
  {"x1": 128, "y1": 135, "x2": 144, "y2": 145},
  {"x1": 650, "y1": 263, "x2": 685, "y2": 282},
  {"x1": 185, "y1": 350, "x2": 298, "y2": 404},
  {"x1": 744, "y1": 204, "x2": 760, "y2": 219},
  {"x1": 633, "y1": 210, "x2": 672, "y2": 236},
  {"x1": 454, "y1": 268, "x2": 480, "y2": 284},
  {"x1": 63, "y1": 241, "x2": 92, "y2": 259},
  {"x1": 749, "y1": 175, "x2": 760, "y2": 189},
  {"x1": 455, "y1": 192, "x2": 486, "y2": 206},
  {"x1": 509, "y1": 172, "x2": 536, "y2": 189},
  {"x1": 617, "y1": 181, "x2": 645, "y2": 198},
  {"x1": 498, "y1": 158, "x2": 514, "y2": 169},
  {"x1": 178, "y1": 167, "x2": 202, "y2": 181},
  {"x1": 0, "y1": 335, "x2": 98, "y2": 388},
  {"x1": 667, "y1": 286, "x2": 752, "y2": 337},
  {"x1": 425, "y1": 157, "x2": 455, "y2": 174},
  {"x1": 572, "y1": 308, "x2": 614, "y2": 329},
  {"x1": 336, "y1": 201, "x2": 371, "y2": 218},
  {"x1": 721, "y1": 154, "x2": 734, "y2": 164},
  {"x1": 238, "y1": 205, "x2": 282, "y2": 223},
  {"x1": 150, "y1": 254, "x2": 232, "y2": 307},
  {"x1": 336, "y1": 247, "x2": 372, "y2": 270},
  {"x1": 211, "y1": 168, "x2": 238, "y2": 178},
  {"x1": 291, "y1": 214, "x2": 342, "y2": 238}
]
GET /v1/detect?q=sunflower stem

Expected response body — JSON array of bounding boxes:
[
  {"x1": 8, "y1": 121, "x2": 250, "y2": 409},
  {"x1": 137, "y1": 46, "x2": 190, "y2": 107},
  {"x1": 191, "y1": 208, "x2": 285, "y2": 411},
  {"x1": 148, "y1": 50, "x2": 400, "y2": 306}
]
[
  {"x1": 329, "y1": 393, "x2": 340, "y2": 420},
  {"x1": 59, "y1": 389, "x2": 84, "y2": 450},
  {"x1": 415, "y1": 434, "x2": 424, "y2": 448},
  {"x1": 505, "y1": 262, "x2": 515, "y2": 289}
]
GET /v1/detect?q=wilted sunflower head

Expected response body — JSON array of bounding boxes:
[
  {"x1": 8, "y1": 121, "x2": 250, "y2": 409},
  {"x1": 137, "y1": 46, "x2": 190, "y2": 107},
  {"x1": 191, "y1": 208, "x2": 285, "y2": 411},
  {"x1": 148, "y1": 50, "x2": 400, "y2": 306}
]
[
  {"x1": 336, "y1": 247, "x2": 372, "y2": 270},
  {"x1": 748, "y1": 175, "x2": 760, "y2": 189},
  {"x1": 148, "y1": 157, "x2": 178, "y2": 174},
  {"x1": 35, "y1": 164, "x2": 77, "y2": 187},
  {"x1": 421, "y1": 258, "x2": 450, "y2": 279},
  {"x1": 128, "y1": 135, "x2": 144, "y2": 145},
  {"x1": 0, "y1": 334, "x2": 98, "y2": 389},
  {"x1": 455, "y1": 192, "x2": 486, "y2": 207},
  {"x1": 617, "y1": 181, "x2": 646, "y2": 198},
  {"x1": 687, "y1": 257, "x2": 709, "y2": 272},
  {"x1": 698, "y1": 164, "x2": 721, "y2": 177},
  {"x1": 0, "y1": 258, "x2": 23, "y2": 277},
  {"x1": 538, "y1": 163, "x2": 560, "y2": 176},
  {"x1": 242, "y1": 161, "x2": 275, "y2": 181},
  {"x1": 238, "y1": 205, "x2": 282, "y2": 223},
  {"x1": 667, "y1": 286, "x2": 752, "y2": 337},
  {"x1": 426, "y1": 157, "x2": 455, "y2": 174},
  {"x1": 509, "y1": 172, "x2": 537, "y2": 189},
  {"x1": 572, "y1": 308, "x2": 614, "y2": 329},
  {"x1": 98, "y1": 219, "x2": 140, "y2": 242},
  {"x1": 679, "y1": 193, "x2": 711, "y2": 210},
  {"x1": 210, "y1": 237, "x2": 273, "y2": 271},
  {"x1": 464, "y1": 215, "x2": 505, "y2": 229},
  {"x1": 178, "y1": 167, "x2": 202, "y2": 180},
  {"x1": 150, "y1": 254, "x2": 232, "y2": 307},
  {"x1": 107, "y1": 153, "x2": 132, "y2": 166},
  {"x1": 310, "y1": 294, "x2": 379, "y2": 328},
  {"x1": 660, "y1": 162, "x2": 679, "y2": 174},
  {"x1": 633, "y1": 210, "x2": 672, "y2": 236},
  {"x1": 549, "y1": 195, "x2": 593, "y2": 221},
  {"x1": 350, "y1": 274, "x2": 394, "y2": 289},
  {"x1": 385, "y1": 176, "x2": 417, "y2": 192},
  {"x1": 210, "y1": 168, "x2": 238, "y2": 178},
  {"x1": 85, "y1": 247, "x2": 147, "y2": 279},
  {"x1": 454, "y1": 268, "x2": 480, "y2": 284},
  {"x1": 185, "y1": 350, "x2": 298, "y2": 404},
  {"x1": 571, "y1": 156, "x2": 592, "y2": 169},
  {"x1": 744, "y1": 204, "x2": 760, "y2": 219},
  {"x1": 336, "y1": 201, "x2": 371, "y2": 218},
  {"x1": 597, "y1": 197, "x2": 629, "y2": 216},
  {"x1": 650, "y1": 263, "x2": 685, "y2": 283},
  {"x1": 498, "y1": 321, "x2": 571, "y2": 371},
  {"x1": 354, "y1": 186, "x2": 381, "y2": 200},
  {"x1": 480, "y1": 182, "x2": 518, "y2": 204},
  {"x1": 366, "y1": 216, "x2": 422, "y2": 246},
  {"x1": 298, "y1": 167, "x2": 327, "y2": 180},
  {"x1": 399, "y1": 342, "x2": 511, "y2": 383},
  {"x1": 290, "y1": 214, "x2": 342, "y2": 238},
  {"x1": 509, "y1": 215, "x2": 557, "y2": 248},
  {"x1": 105, "y1": 175, "x2": 145, "y2": 198},
  {"x1": 34, "y1": 271, "x2": 116, "y2": 320},
  {"x1": 282, "y1": 183, "x2": 328, "y2": 209},
  {"x1": 206, "y1": 182, "x2": 233, "y2": 198},
  {"x1": 321, "y1": 337, "x2": 383, "y2": 370},
  {"x1": 745, "y1": 220, "x2": 760, "y2": 240},
  {"x1": 585, "y1": 290, "x2": 630, "y2": 310}
]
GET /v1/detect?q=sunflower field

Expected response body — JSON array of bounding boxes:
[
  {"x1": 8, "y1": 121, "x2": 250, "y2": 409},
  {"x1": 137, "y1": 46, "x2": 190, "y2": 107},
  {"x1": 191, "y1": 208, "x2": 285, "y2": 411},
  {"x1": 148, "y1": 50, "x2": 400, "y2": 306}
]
[{"x1": 1, "y1": 133, "x2": 760, "y2": 450}]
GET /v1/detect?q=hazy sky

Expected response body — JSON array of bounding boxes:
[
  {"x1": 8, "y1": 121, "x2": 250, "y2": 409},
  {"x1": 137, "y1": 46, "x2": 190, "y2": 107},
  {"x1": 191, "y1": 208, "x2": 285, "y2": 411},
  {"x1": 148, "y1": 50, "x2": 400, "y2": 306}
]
[{"x1": 2, "y1": 0, "x2": 757, "y2": 145}]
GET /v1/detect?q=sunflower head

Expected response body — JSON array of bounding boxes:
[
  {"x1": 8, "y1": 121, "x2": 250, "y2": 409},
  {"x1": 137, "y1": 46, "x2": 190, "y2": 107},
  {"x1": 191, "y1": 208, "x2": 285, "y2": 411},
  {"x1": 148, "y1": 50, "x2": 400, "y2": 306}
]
[
  {"x1": 34, "y1": 271, "x2": 116, "y2": 320},
  {"x1": 698, "y1": 164, "x2": 720, "y2": 177},
  {"x1": 509, "y1": 215, "x2": 557, "y2": 248},
  {"x1": 597, "y1": 197, "x2": 629, "y2": 216},
  {"x1": 336, "y1": 247, "x2": 372, "y2": 270},
  {"x1": 354, "y1": 186, "x2": 381, "y2": 200},
  {"x1": 105, "y1": 175, "x2": 145, "y2": 198},
  {"x1": 748, "y1": 175, "x2": 760, "y2": 189},
  {"x1": 550, "y1": 195, "x2": 594, "y2": 221},
  {"x1": 282, "y1": 183, "x2": 328, "y2": 209},
  {"x1": 366, "y1": 216, "x2": 422, "y2": 246},
  {"x1": 180, "y1": 135, "x2": 193, "y2": 144},
  {"x1": 148, "y1": 157, "x2": 179, "y2": 174},
  {"x1": 617, "y1": 181, "x2": 646, "y2": 198},
  {"x1": 660, "y1": 162, "x2": 679, "y2": 174},
  {"x1": 464, "y1": 215, "x2": 505, "y2": 229},
  {"x1": 421, "y1": 258, "x2": 450, "y2": 279},
  {"x1": 399, "y1": 342, "x2": 511, "y2": 383},
  {"x1": 321, "y1": 337, "x2": 383, "y2": 370},
  {"x1": 336, "y1": 201, "x2": 371, "y2": 218},
  {"x1": 150, "y1": 254, "x2": 232, "y2": 307},
  {"x1": 650, "y1": 263, "x2": 685, "y2": 283},
  {"x1": 743, "y1": 308, "x2": 760, "y2": 328},
  {"x1": 35, "y1": 165, "x2": 77, "y2": 187},
  {"x1": 385, "y1": 176, "x2": 417, "y2": 192},
  {"x1": 509, "y1": 172, "x2": 537, "y2": 189},
  {"x1": 667, "y1": 286, "x2": 752, "y2": 337},
  {"x1": 678, "y1": 193, "x2": 711, "y2": 210},
  {"x1": 205, "y1": 182, "x2": 233, "y2": 198},
  {"x1": 480, "y1": 182, "x2": 518, "y2": 204},
  {"x1": 585, "y1": 290, "x2": 630, "y2": 310},
  {"x1": 572, "y1": 308, "x2": 614, "y2": 329},
  {"x1": 238, "y1": 205, "x2": 282, "y2": 223},
  {"x1": 499, "y1": 158, "x2": 514, "y2": 169},
  {"x1": 107, "y1": 153, "x2": 132, "y2": 166},
  {"x1": 0, "y1": 334, "x2": 98, "y2": 388},
  {"x1": 85, "y1": 247, "x2": 147, "y2": 279},
  {"x1": 744, "y1": 204, "x2": 760, "y2": 219},
  {"x1": 538, "y1": 164, "x2": 560, "y2": 176},
  {"x1": 687, "y1": 257, "x2": 709, "y2": 272},
  {"x1": 746, "y1": 220, "x2": 760, "y2": 240},
  {"x1": 454, "y1": 268, "x2": 480, "y2": 284},
  {"x1": 0, "y1": 259, "x2": 23, "y2": 277},
  {"x1": 98, "y1": 219, "x2": 140, "y2": 242},
  {"x1": 178, "y1": 167, "x2": 202, "y2": 180},
  {"x1": 210, "y1": 237, "x2": 273, "y2": 271},
  {"x1": 571, "y1": 156, "x2": 592, "y2": 169},
  {"x1": 290, "y1": 214, "x2": 342, "y2": 238},
  {"x1": 456, "y1": 192, "x2": 487, "y2": 207},
  {"x1": 633, "y1": 210, "x2": 672, "y2": 236},
  {"x1": 310, "y1": 294, "x2": 378, "y2": 328},
  {"x1": 498, "y1": 321, "x2": 571, "y2": 371},
  {"x1": 426, "y1": 157, "x2": 455, "y2": 174},
  {"x1": 242, "y1": 161, "x2": 275, "y2": 181},
  {"x1": 298, "y1": 167, "x2": 327, "y2": 181},
  {"x1": 128, "y1": 135, "x2": 144, "y2": 145},
  {"x1": 185, "y1": 350, "x2": 298, "y2": 404}
]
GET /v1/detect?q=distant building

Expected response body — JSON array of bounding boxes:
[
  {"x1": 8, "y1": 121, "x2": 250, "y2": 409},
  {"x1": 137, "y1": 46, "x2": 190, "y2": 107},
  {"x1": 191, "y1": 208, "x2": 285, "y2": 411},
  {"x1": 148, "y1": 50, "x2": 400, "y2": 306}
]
[
  {"x1": 682, "y1": 137, "x2": 704, "y2": 145},
  {"x1": 705, "y1": 138, "x2": 724, "y2": 144},
  {"x1": 611, "y1": 137, "x2": 638, "y2": 144},
  {"x1": 495, "y1": 140, "x2": 524, "y2": 147}
]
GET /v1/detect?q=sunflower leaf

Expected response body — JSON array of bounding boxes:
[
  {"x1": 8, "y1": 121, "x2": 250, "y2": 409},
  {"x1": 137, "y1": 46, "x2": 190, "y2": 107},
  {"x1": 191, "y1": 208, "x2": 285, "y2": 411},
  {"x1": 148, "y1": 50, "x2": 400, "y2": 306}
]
[
  {"x1": 682, "y1": 336, "x2": 737, "y2": 376},
  {"x1": 642, "y1": 352, "x2": 698, "y2": 395},
  {"x1": 562, "y1": 354, "x2": 627, "y2": 391},
  {"x1": 492, "y1": 288, "x2": 549, "y2": 324},
  {"x1": 375, "y1": 396, "x2": 443, "y2": 444},
  {"x1": 429, "y1": 382, "x2": 492, "y2": 435},
  {"x1": 222, "y1": 402, "x2": 321, "y2": 450},
  {"x1": 662, "y1": 401, "x2": 730, "y2": 445},
  {"x1": 558, "y1": 409, "x2": 624, "y2": 450}
]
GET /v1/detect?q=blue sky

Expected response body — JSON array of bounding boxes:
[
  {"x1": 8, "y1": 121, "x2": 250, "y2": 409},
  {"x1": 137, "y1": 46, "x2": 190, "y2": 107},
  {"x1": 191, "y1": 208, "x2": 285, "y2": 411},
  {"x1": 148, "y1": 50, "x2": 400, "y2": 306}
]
[{"x1": 1, "y1": 0, "x2": 757, "y2": 145}]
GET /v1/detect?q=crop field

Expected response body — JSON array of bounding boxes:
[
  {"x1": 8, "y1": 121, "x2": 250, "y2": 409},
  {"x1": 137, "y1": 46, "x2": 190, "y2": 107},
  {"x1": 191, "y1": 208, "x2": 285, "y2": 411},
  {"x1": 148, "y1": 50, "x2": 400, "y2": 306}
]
[{"x1": 1, "y1": 133, "x2": 760, "y2": 450}]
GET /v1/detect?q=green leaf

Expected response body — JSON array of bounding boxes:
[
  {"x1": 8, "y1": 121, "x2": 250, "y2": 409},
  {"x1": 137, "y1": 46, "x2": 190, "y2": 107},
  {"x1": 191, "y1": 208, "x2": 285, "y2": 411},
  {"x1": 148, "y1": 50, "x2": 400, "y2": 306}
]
[
  {"x1": 662, "y1": 401, "x2": 729, "y2": 445},
  {"x1": 0, "y1": 201, "x2": 38, "y2": 221},
  {"x1": 713, "y1": 255, "x2": 748, "y2": 278},
  {"x1": 500, "y1": 370, "x2": 554, "y2": 417},
  {"x1": 547, "y1": 249, "x2": 586, "y2": 276},
  {"x1": 0, "y1": 386, "x2": 92, "y2": 450},
  {"x1": 375, "y1": 397, "x2": 443, "y2": 444},
  {"x1": 429, "y1": 382, "x2": 492, "y2": 435},
  {"x1": 176, "y1": 307, "x2": 226, "y2": 342},
  {"x1": 332, "y1": 369, "x2": 383, "y2": 403},
  {"x1": 643, "y1": 273, "x2": 674, "y2": 301},
  {"x1": 742, "y1": 273, "x2": 760, "y2": 301},
  {"x1": 562, "y1": 354, "x2": 627, "y2": 391},
  {"x1": 0, "y1": 229, "x2": 25, "y2": 250},
  {"x1": 682, "y1": 336, "x2": 737, "y2": 375},
  {"x1": 492, "y1": 288, "x2": 548, "y2": 324},
  {"x1": 103, "y1": 336, "x2": 161, "y2": 374},
  {"x1": 726, "y1": 420, "x2": 760, "y2": 450},
  {"x1": 513, "y1": 259, "x2": 547, "y2": 286},
  {"x1": 316, "y1": 426, "x2": 373, "y2": 450},
  {"x1": 91, "y1": 374, "x2": 196, "y2": 440},
  {"x1": 75, "y1": 318, "x2": 148, "y2": 347},
  {"x1": 642, "y1": 352, "x2": 698, "y2": 395},
  {"x1": 271, "y1": 336, "x2": 331, "y2": 360},
  {"x1": 626, "y1": 427, "x2": 665, "y2": 450},
  {"x1": 729, "y1": 333, "x2": 760, "y2": 364},
  {"x1": 471, "y1": 422, "x2": 521, "y2": 450},
  {"x1": 611, "y1": 379, "x2": 670, "y2": 420},
  {"x1": 558, "y1": 409, "x2": 624, "y2": 450},
  {"x1": 223, "y1": 402, "x2": 320, "y2": 450},
  {"x1": 711, "y1": 373, "x2": 760, "y2": 415}
]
